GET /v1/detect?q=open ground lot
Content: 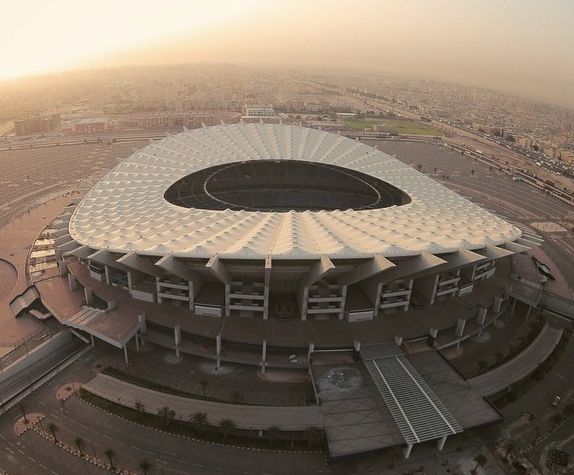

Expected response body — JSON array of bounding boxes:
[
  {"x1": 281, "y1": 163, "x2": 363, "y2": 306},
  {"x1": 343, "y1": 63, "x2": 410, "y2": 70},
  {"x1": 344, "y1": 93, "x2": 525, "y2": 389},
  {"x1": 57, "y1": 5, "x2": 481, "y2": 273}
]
[{"x1": 344, "y1": 118, "x2": 441, "y2": 135}]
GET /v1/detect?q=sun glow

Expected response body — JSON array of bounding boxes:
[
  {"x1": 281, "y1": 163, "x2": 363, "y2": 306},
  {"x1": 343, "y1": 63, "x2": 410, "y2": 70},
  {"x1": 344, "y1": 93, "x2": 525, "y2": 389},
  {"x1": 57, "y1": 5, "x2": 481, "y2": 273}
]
[{"x1": 0, "y1": 0, "x2": 264, "y2": 80}]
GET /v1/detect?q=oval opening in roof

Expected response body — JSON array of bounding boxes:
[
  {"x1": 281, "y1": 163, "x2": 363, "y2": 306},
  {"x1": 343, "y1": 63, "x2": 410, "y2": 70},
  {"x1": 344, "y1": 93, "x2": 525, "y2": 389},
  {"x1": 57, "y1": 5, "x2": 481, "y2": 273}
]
[{"x1": 164, "y1": 159, "x2": 411, "y2": 212}]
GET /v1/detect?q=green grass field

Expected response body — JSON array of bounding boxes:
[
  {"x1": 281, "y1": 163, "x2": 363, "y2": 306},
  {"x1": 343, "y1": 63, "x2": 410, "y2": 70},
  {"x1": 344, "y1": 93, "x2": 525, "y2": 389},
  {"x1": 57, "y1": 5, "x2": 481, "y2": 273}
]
[
  {"x1": 342, "y1": 119, "x2": 378, "y2": 130},
  {"x1": 343, "y1": 118, "x2": 442, "y2": 136}
]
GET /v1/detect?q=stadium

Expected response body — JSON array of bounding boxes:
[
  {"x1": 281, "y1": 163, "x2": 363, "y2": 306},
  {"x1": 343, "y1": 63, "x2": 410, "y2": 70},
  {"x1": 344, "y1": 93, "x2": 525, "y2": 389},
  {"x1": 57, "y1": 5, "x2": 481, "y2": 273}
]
[
  {"x1": 63, "y1": 123, "x2": 527, "y2": 325},
  {"x1": 32, "y1": 123, "x2": 546, "y2": 458}
]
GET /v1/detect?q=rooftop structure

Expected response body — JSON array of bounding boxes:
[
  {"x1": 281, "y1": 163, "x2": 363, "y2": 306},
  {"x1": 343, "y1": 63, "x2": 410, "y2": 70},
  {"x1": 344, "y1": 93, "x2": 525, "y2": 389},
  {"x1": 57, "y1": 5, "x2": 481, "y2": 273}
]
[
  {"x1": 242, "y1": 104, "x2": 275, "y2": 117},
  {"x1": 69, "y1": 124, "x2": 521, "y2": 259}
]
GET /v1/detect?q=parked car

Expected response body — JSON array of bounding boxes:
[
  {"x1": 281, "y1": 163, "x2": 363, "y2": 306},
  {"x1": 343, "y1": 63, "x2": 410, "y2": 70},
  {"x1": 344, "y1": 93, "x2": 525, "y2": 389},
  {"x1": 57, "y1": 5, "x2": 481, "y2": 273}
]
[{"x1": 552, "y1": 396, "x2": 561, "y2": 407}]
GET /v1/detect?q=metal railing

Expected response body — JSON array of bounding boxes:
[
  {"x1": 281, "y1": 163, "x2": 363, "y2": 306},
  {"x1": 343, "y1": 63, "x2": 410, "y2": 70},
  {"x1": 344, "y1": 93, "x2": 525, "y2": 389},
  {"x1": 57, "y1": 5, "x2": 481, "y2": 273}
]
[{"x1": 0, "y1": 327, "x2": 57, "y2": 372}]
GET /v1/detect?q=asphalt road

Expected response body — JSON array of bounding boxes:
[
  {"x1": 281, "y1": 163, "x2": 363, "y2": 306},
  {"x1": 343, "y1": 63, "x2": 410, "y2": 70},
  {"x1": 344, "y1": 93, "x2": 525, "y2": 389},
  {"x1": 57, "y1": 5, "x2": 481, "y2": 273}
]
[{"x1": 0, "y1": 349, "x2": 330, "y2": 475}]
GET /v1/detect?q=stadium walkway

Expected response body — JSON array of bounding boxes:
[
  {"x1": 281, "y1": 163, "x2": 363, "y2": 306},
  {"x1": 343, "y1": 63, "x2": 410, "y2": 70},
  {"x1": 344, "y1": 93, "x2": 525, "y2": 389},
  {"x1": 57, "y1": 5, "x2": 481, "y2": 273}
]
[
  {"x1": 469, "y1": 324, "x2": 563, "y2": 397},
  {"x1": 82, "y1": 372, "x2": 323, "y2": 430}
]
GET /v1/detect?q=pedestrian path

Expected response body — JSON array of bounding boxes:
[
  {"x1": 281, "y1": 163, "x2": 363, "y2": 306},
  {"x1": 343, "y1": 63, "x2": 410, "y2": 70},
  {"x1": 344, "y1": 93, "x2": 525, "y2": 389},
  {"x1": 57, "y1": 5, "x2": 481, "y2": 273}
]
[
  {"x1": 469, "y1": 324, "x2": 563, "y2": 397},
  {"x1": 83, "y1": 372, "x2": 323, "y2": 430}
]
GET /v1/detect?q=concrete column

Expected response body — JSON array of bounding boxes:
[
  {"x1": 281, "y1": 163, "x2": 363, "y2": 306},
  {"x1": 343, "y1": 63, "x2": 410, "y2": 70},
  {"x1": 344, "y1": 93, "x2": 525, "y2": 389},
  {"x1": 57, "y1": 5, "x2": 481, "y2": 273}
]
[
  {"x1": 353, "y1": 340, "x2": 361, "y2": 352},
  {"x1": 58, "y1": 260, "x2": 68, "y2": 276},
  {"x1": 138, "y1": 313, "x2": 147, "y2": 333},
  {"x1": 135, "y1": 333, "x2": 140, "y2": 351},
  {"x1": 174, "y1": 325, "x2": 181, "y2": 359},
  {"x1": 261, "y1": 339, "x2": 267, "y2": 374},
  {"x1": 493, "y1": 295, "x2": 503, "y2": 314},
  {"x1": 156, "y1": 277, "x2": 162, "y2": 304},
  {"x1": 68, "y1": 273, "x2": 78, "y2": 291},
  {"x1": 307, "y1": 342, "x2": 315, "y2": 362},
  {"x1": 455, "y1": 318, "x2": 466, "y2": 337},
  {"x1": 525, "y1": 304, "x2": 532, "y2": 321},
  {"x1": 188, "y1": 281, "x2": 194, "y2": 310},
  {"x1": 437, "y1": 435, "x2": 447, "y2": 451},
  {"x1": 216, "y1": 333, "x2": 222, "y2": 370},
  {"x1": 404, "y1": 443, "x2": 413, "y2": 459},
  {"x1": 123, "y1": 345, "x2": 129, "y2": 365},
  {"x1": 127, "y1": 271, "x2": 133, "y2": 290},
  {"x1": 301, "y1": 287, "x2": 309, "y2": 321},
  {"x1": 394, "y1": 335, "x2": 403, "y2": 346},
  {"x1": 477, "y1": 307, "x2": 487, "y2": 325},
  {"x1": 477, "y1": 307, "x2": 487, "y2": 336},
  {"x1": 104, "y1": 265, "x2": 111, "y2": 285},
  {"x1": 511, "y1": 297, "x2": 517, "y2": 315},
  {"x1": 224, "y1": 284, "x2": 231, "y2": 317},
  {"x1": 90, "y1": 334, "x2": 95, "y2": 347},
  {"x1": 339, "y1": 285, "x2": 347, "y2": 320},
  {"x1": 84, "y1": 287, "x2": 94, "y2": 306}
]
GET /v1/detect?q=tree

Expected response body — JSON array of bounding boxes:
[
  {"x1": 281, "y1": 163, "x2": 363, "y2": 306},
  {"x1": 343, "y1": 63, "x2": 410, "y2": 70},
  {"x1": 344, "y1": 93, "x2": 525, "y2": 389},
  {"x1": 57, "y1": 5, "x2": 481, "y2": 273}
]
[
  {"x1": 74, "y1": 436, "x2": 85, "y2": 457},
  {"x1": 417, "y1": 164, "x2": 423, "y2": 172},
  {"x1": 190, "y1": 412, "x2": 208, "y2": 437},
  {"x1": 267, "y1": 425, "x2": 281, "y2": 447},
  {"x1": 551, "y1": 413, "x2": 562, "y2": 428},
  {"x1": 19, "y1": 404, "x2": 28, "y2": 424},
  {"x1": 231, "y1": 390, "x2": 244, "y2": 404},
  {"x1": 200, "y1": 379, "x2": 209, "y2": 397},
  {"x1": 472, "y1": 453, "x2": 487, "y2": 473},
  {"x1": 104, "y1": 448, "x2": 116, "y2": 470},
  {"x1": 47, "y1": 423, "x2": 59, "y2": 443},
  {"x1": 139, "y1": 459, "x2": 153, "y2": 475},
  {"x1": 305, "y1": 427, "x2": 324, "y2": 449},
  {"x1": 500, "y1": 439, "x2": 515, "y2": 461},
  {"x1": 135, "y1": 400, "x2": 145, "y2": 422},
  {"x1": 157, "y1": 406, "x2": 176, "y2": 427},
  {"x1": 471, "y1": 169, "x2": 476, "y2": 176},
  {"x1": 219, "y1": 418, "x2": 237, "y2": 442}
]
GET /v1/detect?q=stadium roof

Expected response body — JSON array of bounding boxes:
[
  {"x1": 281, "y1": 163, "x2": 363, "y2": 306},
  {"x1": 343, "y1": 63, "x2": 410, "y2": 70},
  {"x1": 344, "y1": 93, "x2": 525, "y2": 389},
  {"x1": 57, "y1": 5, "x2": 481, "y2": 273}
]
[{"x1": 69, "y1": 124, "x2": 522, "y2": 259}]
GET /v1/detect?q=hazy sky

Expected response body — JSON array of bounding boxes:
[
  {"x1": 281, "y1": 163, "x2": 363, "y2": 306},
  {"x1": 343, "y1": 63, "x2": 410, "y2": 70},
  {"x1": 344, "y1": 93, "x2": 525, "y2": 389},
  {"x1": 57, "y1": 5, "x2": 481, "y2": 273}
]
[{"x1": 2, "y1": 0, "x2": 574, "y2": 106}]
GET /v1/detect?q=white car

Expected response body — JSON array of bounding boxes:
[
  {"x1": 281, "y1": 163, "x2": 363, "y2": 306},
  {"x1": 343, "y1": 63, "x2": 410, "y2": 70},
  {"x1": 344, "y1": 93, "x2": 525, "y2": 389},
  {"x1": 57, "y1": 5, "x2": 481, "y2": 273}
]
[{"x1": 552, "y1": 396, "x2": 561, "y2": 407}]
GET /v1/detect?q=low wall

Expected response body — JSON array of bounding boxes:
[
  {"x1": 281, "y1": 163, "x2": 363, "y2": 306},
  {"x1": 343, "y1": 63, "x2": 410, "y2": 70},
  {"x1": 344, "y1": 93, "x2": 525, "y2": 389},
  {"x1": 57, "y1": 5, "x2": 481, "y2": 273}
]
[
  {"x1": 541, "y1": 291, "x2": 574, "y2": 320},
  {"x1": 0, "y1": 330, "x2": 73, "y2": 384}
]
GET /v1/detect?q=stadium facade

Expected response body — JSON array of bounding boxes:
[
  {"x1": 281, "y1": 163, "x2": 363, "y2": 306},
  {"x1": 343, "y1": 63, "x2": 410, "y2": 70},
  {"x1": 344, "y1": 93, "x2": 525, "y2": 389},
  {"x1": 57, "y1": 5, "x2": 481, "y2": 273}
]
[{"x1": 65, "y1": 123, "x2": 531, "y2": 324}]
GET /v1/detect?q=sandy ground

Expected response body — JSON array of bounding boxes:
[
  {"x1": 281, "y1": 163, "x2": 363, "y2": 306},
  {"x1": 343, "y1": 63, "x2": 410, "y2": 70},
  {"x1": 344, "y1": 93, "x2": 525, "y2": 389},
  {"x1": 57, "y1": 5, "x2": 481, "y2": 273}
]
[{"x1": 0, "y1": 195, "x2": 71, "y2": 345}]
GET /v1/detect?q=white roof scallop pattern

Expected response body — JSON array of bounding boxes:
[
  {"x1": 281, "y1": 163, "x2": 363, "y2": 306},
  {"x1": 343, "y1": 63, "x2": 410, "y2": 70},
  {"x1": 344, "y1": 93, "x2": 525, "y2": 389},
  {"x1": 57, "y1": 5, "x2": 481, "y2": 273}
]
[{"x1": 69, "y1": 124, "x2": 522, "y2": 259}]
